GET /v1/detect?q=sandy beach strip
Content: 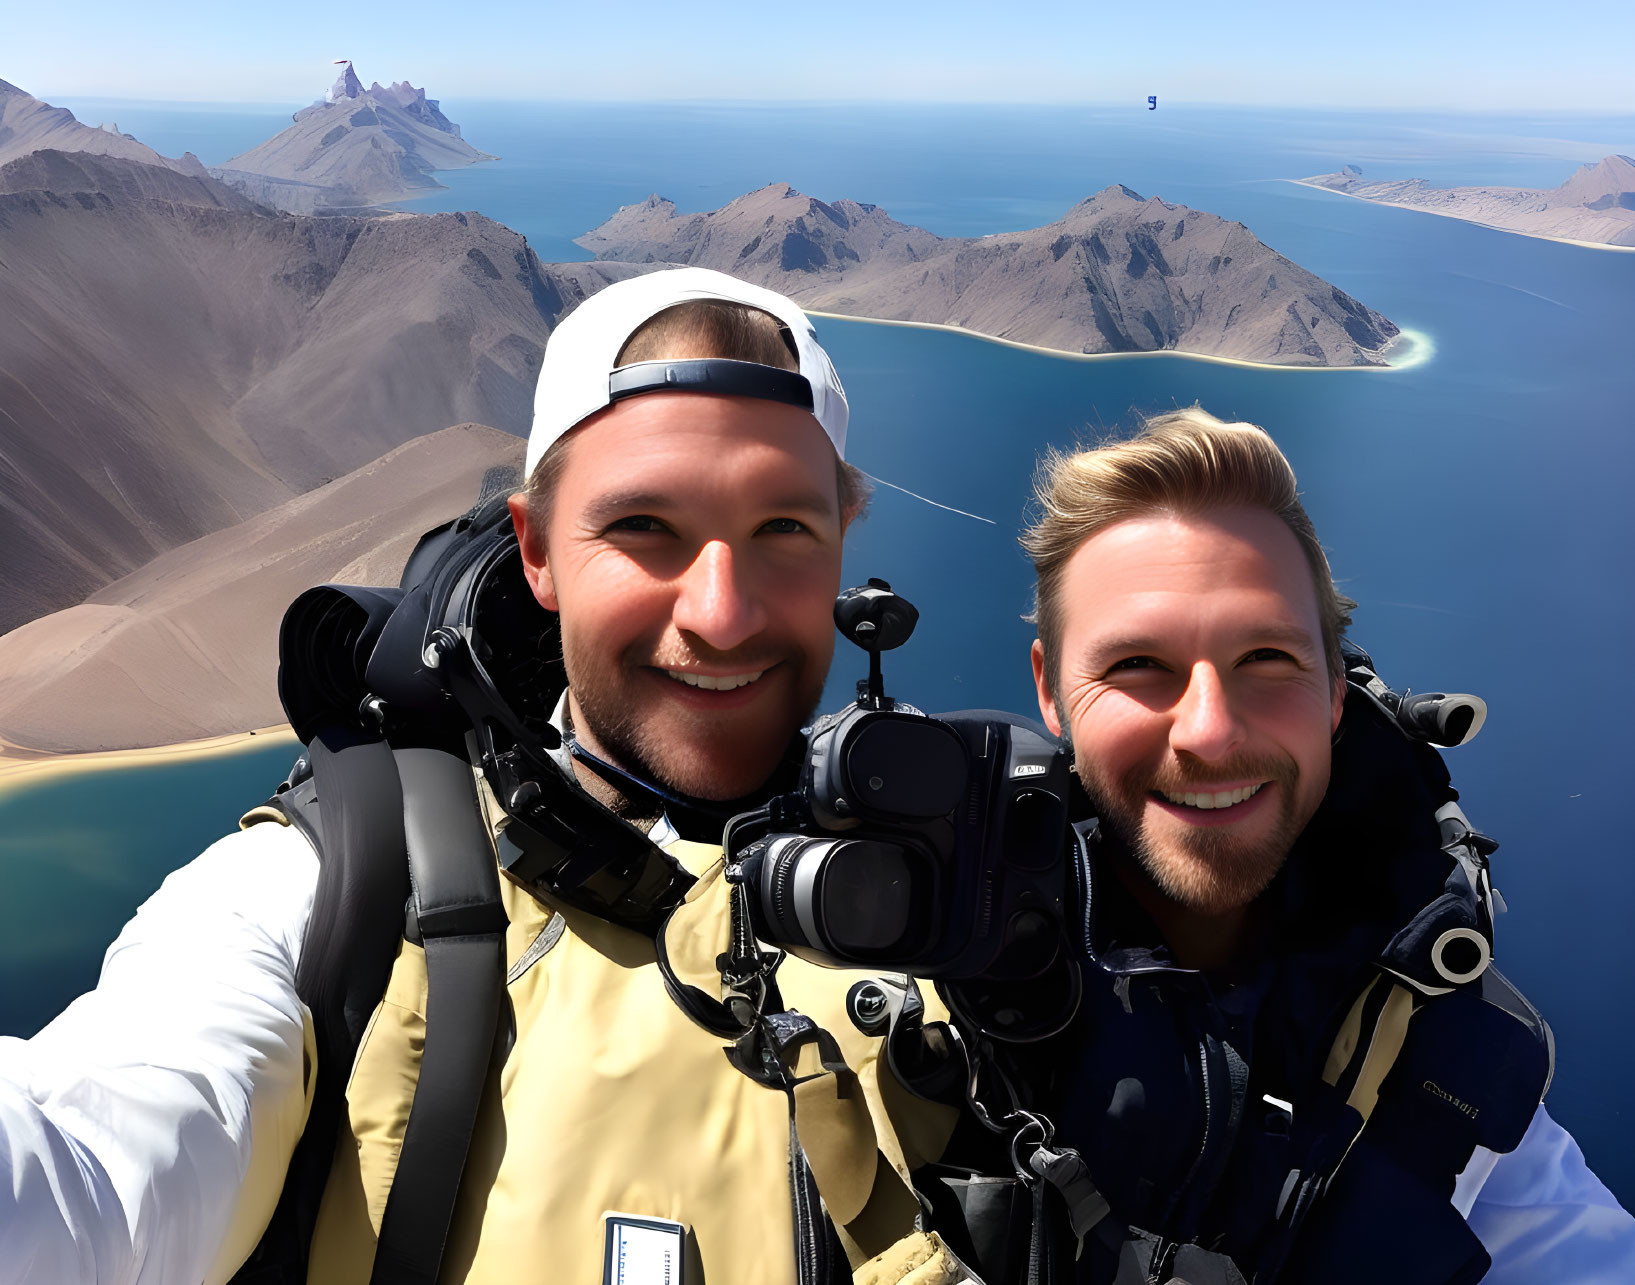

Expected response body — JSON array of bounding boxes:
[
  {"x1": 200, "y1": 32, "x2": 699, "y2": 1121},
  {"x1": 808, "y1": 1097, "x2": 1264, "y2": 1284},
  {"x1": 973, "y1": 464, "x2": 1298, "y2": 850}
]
[
  {"x1": 804, "y1": 311, "x2": 1417, "y2": 372},
  {"x1": 1286, "y1": 180, "x2": 1635, "y2": 254},
  {"x1": 0, "y1": 725, "x2": 299, "y2": 795}
]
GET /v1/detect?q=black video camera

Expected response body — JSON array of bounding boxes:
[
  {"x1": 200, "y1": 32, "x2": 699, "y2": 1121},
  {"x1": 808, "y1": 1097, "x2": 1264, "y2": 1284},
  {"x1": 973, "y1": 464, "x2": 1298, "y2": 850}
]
[{"x1": 726, "y1": 580, "x2": 1076, "y2": 1017}]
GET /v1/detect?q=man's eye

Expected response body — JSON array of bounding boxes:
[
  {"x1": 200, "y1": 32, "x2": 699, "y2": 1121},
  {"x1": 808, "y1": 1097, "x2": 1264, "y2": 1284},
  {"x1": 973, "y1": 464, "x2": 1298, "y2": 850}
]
[
  {"x1": 759, "y1": 517, "x2": 809, "y2": 535},
  {"x1": 606, "y1": 515, "x2": 668, "y2": 534},
  {"x1": 1107, "y1": 656, "x2": 1164, "y2": 674},
  {"x1": 1243, "y1": 648, "x2": 1296, "y2": 664}
]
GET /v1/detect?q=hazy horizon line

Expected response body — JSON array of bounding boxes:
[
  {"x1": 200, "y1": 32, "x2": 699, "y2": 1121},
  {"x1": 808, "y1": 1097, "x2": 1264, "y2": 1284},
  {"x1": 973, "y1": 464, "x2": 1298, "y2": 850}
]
[{"x1": 22, "y1": 88, "x2": 1635, "y2": 120}]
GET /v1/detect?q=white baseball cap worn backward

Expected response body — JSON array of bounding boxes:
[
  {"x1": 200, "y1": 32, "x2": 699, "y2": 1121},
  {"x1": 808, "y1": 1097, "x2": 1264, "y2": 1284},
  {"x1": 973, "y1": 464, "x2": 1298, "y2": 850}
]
[{"x1": 523, "y1": 267, "x2": 850, "y2": 478}]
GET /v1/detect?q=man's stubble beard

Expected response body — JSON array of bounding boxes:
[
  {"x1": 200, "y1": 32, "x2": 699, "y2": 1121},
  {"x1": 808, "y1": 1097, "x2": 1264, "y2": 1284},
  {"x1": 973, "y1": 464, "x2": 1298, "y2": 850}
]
[
  {"x1": 566, "y1": 636, "x2": 829, "y2": 803},
  {"x1": 1077, "y1": 750, "x2": 1312, "y2": 916}
]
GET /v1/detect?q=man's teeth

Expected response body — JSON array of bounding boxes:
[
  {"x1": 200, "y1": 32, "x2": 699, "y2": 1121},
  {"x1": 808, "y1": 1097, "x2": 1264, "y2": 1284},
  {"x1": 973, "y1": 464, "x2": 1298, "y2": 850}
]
[
  {"x1": 1161, "y1": 782, "x2": 1266, "y2": 810},
  {"x1": 665, "y1": 669, "x2": 765, "y2": 691}
]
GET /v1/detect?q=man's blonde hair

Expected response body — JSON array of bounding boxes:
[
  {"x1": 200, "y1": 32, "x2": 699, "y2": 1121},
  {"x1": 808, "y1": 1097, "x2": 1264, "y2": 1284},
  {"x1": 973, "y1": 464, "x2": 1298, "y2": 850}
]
[{"x1": 1022, "y1": 406, "x2": 1354, "y2": 704}]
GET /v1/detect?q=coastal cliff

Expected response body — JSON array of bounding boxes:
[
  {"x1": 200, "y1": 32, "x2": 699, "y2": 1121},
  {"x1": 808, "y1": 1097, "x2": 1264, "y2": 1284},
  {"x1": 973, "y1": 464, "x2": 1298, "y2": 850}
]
[{"x1": 578, "y1": 182, "x2": 1400, "y2": 366}]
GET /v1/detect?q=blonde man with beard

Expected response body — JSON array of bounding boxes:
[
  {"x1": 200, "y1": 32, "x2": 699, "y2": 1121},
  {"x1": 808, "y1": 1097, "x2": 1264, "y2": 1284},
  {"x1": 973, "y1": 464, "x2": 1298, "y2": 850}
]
[{"x1": 1019, "y1": 407, "x2": 1632, "y2": 1284}]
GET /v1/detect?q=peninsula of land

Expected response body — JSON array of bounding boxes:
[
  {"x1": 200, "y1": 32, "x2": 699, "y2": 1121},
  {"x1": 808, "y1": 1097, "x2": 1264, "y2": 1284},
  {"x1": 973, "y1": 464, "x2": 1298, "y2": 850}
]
[
  {"x1": 578, "y1": 182, "x2": 1400, "y2": 366},
  {"x1": 1298, "y1": 156, "x2": 1635, "y2": 249},
  {"x1": 213, "y1": 61, "x2": 496, "y2": 212}
]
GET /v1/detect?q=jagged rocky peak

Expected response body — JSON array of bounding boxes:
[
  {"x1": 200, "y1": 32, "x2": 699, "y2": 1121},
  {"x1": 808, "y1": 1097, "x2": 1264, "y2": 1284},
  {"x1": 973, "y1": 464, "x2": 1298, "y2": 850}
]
[
  {"x1": 222, "y1": 63, "x2": 492, "y2": 210},
  {"x1": 366, "y1": 78, "x2": 461, "y2": 136},
  {"x1": 327, "y1": 60, "x2": 365, "y2": 102},
  {"x1": 294, "y1": 63, "x2": 460, "y2": 137}
]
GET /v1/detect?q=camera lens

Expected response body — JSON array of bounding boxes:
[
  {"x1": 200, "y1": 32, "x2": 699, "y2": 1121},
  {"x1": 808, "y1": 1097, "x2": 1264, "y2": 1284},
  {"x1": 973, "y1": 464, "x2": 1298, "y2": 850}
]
[
  {"x1": 755, "y1": 835, "x2": 927, "y2": 963},
  {"x1": 818, "y1": 841, "x2": 920, "y2": 957}
]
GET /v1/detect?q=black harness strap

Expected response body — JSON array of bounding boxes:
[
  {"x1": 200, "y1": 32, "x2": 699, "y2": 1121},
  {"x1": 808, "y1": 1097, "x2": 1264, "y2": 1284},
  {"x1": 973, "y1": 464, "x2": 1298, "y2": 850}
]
[
  {"x1": 368, "y1": 746, "x2": 509, "y2": 1285},
  {"x1": 230, "y1": 729, "x2": 409, "y2": 1285}
]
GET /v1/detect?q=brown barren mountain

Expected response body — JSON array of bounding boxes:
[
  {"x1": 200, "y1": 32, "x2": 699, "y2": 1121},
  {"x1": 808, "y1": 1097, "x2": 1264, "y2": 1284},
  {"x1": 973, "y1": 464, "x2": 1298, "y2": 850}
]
[
  {"x1": 0, "y1": 148, "x2": 641, "y2": 634},
  {"x1": 214, "y1": 62, "x2": 496, "y2": 212},
  {"x1": 0, "y1": 426, "x2": 523, "y2": 752},
  {"x1": 1299, "y1": 156, "x2": 1635, "y2": 248},
  {"x1": 0, "y1": 79, "x2": 207, "y2": 175},
  {"x1": 577, "y1": 182, "x2": 1399, "y2": 365}
]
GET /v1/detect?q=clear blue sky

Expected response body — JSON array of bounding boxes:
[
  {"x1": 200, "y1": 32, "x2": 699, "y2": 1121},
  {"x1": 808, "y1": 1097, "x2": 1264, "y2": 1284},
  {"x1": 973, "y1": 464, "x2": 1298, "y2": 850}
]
[{"x1": 7, "y1": 0, "x2": 1632, "y2": 111}]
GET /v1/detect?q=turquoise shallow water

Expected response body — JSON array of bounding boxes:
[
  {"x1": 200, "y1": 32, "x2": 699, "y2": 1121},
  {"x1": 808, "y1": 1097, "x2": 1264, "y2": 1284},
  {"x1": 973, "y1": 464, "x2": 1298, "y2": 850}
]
[{"x1": 10, "y1": 99, "x2": 1635, "y2": 1202}]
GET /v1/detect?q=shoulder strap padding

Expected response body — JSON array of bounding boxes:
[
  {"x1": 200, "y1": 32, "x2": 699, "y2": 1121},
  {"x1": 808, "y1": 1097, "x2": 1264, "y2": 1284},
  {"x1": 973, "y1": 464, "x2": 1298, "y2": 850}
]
[
  {"x1": 367, "y1": 745, "x2": 508, "y2": 1285},
  {"x1": 230, "y1": 730, "x2": 410, "y2": 1284}
]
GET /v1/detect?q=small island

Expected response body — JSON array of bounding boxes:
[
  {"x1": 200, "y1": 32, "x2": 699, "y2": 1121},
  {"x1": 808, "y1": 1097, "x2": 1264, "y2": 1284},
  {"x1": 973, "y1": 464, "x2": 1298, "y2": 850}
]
[
  {"x1": 1297, "y1": 156, "x2": 1635, "y2": 250},
  {"x1": 578, "y1": 183, "x2": 1401, "y2": 367},
  {"x1": 213, "y1": 61, "x2": 496, "y2": 212}
]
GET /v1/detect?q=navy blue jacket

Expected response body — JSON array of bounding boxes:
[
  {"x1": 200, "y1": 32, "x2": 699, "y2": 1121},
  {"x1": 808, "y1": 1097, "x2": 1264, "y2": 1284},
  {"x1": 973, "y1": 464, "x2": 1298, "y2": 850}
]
[{"x1": 1026, "y1": 690, "x2": 1551, "y2": 1283}]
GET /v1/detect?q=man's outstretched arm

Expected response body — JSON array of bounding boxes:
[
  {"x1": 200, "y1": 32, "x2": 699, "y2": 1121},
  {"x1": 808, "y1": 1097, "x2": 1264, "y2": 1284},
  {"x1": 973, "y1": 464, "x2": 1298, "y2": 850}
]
[
  {"x1": 1465, "y1": 1104, "x2": 1635, "y2": 1285},
  {"x1": 0, "y1": 820, "x2": 318, "y2": 1284}
]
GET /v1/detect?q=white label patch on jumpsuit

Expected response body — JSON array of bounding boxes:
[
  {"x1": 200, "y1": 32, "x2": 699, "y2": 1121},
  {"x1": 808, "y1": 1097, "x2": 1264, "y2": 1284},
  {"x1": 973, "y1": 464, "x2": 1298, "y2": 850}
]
[{"x1": 603, "y1": 1212, "x2": 687, "y2": 1285}]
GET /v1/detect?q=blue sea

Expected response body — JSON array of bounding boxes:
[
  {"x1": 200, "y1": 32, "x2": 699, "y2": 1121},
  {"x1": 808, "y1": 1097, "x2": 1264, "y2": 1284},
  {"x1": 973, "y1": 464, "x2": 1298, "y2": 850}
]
[{"x1": 7, "y1": 97, "x2": 1635, "y2": 1204}]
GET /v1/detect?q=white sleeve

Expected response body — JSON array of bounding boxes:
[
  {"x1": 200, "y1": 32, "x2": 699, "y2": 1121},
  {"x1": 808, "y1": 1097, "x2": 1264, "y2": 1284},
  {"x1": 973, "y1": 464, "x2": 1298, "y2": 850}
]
[
  {"x1": 0, "y1": 820, "x2": 319, "y2": 1285},
  {"x1": 1466, "y1": 1104, "x2": 1635, "y2": 1285}
]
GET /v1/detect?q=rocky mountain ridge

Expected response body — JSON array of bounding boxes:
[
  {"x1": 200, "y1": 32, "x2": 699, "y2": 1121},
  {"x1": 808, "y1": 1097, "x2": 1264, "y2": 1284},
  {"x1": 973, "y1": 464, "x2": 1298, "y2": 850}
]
[
  {"x1": 0, "y1": 79, "x2": 206, "y2": 174},
  {"x1": 578, "y1": 182, "x2": 1399, "y2": 365}
]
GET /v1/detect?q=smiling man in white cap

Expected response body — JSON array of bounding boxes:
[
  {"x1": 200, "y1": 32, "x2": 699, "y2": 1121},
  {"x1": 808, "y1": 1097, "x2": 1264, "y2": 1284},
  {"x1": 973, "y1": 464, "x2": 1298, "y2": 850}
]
[
  {"x1": 0, "y1": 268, "x2": 972, "y2": 1285},
  {"x1": 508, "y1": 266, "x2": 867, "y2": 806}
]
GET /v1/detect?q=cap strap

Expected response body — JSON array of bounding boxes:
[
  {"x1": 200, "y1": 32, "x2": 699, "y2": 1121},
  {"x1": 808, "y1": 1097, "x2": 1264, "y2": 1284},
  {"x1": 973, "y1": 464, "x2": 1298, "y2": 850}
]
[{"x1": 608, "y1": 358, "x2": 815, "y2": 411}]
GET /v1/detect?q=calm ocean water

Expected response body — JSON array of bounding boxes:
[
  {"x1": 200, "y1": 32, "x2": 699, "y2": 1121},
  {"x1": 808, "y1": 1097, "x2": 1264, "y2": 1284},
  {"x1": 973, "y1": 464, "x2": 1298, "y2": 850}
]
[{"x1": 9, "y1": 99, "x2": 1635, "y2": 1201}]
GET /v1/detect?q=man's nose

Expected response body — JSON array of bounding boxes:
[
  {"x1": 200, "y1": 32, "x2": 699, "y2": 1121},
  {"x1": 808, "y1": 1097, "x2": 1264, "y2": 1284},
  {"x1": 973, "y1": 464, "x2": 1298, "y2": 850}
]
[
  {"x1": 1169, "y1": 662, "x2": 1247, "y2": 762},
  {"x1": 672, "y1": 539, "x2": 768, "y2": 652}
]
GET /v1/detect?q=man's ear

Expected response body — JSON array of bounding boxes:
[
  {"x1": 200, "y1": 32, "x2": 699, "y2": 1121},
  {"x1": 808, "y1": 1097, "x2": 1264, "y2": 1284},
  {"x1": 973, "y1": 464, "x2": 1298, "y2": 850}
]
[
  {"x1": 1330, "y1": 668, "x2": 1346, "y2": 735},
  {"x1": 507, "y1": 491, "x2": 559, "y2": 613},
  {"x1": 1031, "y1": 639, "x2": 1064, "y2": 738}
]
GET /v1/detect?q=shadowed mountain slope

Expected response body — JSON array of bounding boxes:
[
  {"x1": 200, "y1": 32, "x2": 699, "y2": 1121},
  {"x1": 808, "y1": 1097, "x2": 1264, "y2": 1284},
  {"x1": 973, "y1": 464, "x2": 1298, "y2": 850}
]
[
  {"x1": 577, "y1": 182, "x2": 1399, "y2": 365},
  {"x1": 0, "y1": 425, "x2": 524, "y2": 751},
  {"x1": 0, "y1": 150, "x2": 639, "y2": 633}
]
